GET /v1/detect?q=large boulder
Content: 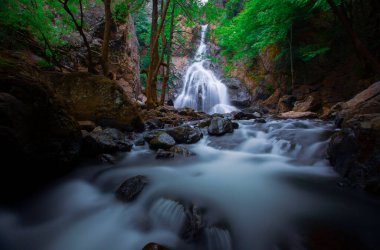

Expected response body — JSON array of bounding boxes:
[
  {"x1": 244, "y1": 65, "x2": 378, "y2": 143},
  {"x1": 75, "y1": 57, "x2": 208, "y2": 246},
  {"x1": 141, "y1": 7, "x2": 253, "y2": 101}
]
[
  {"x1": 0, "y1": 61, "x2": 82, "y2": 201},
  {"x1": 226, "y1": 78, "x2": 252, "y2": 108},
  {"x1": 207, "y1": 117, "x2": 234, "y2": 136},
  {"x1": 165, "y1": 125, "x2": 203, "y2": 144},
  {"x1": 327, "y1": 116, "x2": 380, "y2": 194},
  {"x1": 82, "y1": 128, "x2": 133, "y2": 155},
  {"x1": 148, "y1": 132, "x2": 176, "y2": 150},
  {"x1": 327, "y1": 82, "x2": 380, "y2": 194},
  {"x1": 48, "y1": 72, "x2": 144, "y2": 132}
]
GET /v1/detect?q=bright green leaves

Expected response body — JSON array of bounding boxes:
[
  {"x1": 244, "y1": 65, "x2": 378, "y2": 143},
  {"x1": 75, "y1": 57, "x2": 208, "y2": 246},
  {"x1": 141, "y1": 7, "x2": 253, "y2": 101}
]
[{"x1": 214, "y1": 0, "x2": 330, "y2": 63}]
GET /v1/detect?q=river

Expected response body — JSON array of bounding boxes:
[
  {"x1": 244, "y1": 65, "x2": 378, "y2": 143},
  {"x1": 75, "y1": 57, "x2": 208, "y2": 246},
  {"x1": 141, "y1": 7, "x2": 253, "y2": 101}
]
[{"x1": 0, "y1": 118, "x2": 379, "y2": 250}]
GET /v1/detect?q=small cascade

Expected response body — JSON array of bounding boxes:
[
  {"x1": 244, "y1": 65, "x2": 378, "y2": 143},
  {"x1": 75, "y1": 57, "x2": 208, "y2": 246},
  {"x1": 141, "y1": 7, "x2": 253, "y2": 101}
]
[
  {"x1": 205, "y1": 227, "x2": 233, "y2": 250},
  {"x1": 149, "y1": 198, "x2": 186, "y2": 231},
  {"x1": 174, "y1": 25, "x2": 237, "y2": 114}
]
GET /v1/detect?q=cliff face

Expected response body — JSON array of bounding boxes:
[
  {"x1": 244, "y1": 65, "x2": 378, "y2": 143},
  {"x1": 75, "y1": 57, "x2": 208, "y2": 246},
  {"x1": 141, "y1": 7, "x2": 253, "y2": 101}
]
[
  {"x1": 112, "y1": 15, "x2": 142, "y2": 100},
  {"x1": 60, "y1": 5, "x2": 142, "y2": 101}
]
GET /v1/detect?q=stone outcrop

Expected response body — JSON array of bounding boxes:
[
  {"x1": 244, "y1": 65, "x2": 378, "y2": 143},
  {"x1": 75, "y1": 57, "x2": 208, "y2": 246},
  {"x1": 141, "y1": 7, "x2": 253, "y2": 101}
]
[
  {"x1": 0, "y1": 57, "x2": 82, "y2": 201},
  {"x1": 48, "y1": 72, "x2": 144, "y2": 131},
  {"x1": 61, "y1": 6, "x2": 142, "y2": 101},
  {"x1": 327, "y1": 82, "x2": 380, "y2": 194}
]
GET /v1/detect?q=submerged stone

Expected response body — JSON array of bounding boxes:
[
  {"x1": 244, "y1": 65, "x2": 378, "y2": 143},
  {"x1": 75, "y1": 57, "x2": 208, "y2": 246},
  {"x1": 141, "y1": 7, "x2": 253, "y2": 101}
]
[{"x1": 115, "y1": 175, "x2": 148, "y2": 202}]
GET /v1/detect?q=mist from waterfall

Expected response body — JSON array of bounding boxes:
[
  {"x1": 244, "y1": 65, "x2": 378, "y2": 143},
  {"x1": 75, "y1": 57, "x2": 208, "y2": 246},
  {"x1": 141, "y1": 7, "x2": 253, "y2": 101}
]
[{"x1": 174, "y1": 25, "x2": 237, "y2": 114}]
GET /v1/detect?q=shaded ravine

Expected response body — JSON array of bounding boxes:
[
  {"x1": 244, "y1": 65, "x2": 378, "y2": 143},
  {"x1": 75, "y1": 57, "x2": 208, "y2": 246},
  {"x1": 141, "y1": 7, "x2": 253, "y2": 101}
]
[
  {"x1": 174, "y1": 25, "x2": 237, "y2": 114},
  {"x1": 1, "y1": 118, "x2": 380, "y2": 250}
]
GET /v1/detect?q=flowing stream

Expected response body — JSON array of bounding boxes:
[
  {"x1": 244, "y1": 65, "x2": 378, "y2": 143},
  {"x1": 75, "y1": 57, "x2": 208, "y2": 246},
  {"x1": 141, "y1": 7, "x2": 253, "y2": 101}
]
[
  {"x1": 174, "y1": 25, "x2": 237, "y2": 114},
  {"x1": 1, "y1": 118, "x2": 380, "y2": 250}
]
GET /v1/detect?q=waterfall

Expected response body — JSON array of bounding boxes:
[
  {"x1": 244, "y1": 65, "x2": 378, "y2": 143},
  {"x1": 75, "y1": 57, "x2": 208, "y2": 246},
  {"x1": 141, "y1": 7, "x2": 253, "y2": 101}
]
[{"x1": 174, "y1": 25, "x2": 237, "y2": 114}]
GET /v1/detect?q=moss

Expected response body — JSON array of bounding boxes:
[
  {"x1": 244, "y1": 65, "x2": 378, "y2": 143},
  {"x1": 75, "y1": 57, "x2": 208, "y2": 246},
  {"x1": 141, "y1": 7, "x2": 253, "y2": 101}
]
[{"x1": 48, "y1": 72, "x2": 144, "y2": 131}]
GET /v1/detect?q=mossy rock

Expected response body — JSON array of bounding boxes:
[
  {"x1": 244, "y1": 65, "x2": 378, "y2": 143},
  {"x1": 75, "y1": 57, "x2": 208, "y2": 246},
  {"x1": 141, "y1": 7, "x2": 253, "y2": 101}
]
[{"x1": 48, "y1": 72, "x2": 144, "y2": 132}]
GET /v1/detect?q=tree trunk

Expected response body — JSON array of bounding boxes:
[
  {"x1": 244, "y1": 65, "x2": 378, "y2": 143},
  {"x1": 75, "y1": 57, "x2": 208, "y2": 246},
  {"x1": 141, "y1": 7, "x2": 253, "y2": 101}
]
[
  {"x1": 61, "y1": 0, "x2": 96, "y2": 73},
  {"x1": 101, "y1": 0, "x2": 112, "y2": 76},
  {"x1": 160, "y1": 1, "x2": 176, "y2": 105},
  {"x1": 326, "y1": 0, "x2": 380, "y2": 74},
  {"x1": 289, "y1": 23, "x2": 294, "y2": 93},
  {"x1": 146, "y1": 0, "x2": 170, "y2": 108},
  {"x1": 146, "y1": 0, "x2": 159, "y2": 108}
]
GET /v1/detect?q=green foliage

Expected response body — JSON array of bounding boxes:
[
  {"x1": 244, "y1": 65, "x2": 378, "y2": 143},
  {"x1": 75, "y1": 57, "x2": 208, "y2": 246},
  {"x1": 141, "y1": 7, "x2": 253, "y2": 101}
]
[
  {"x1": 113, "y1": 2, "x2": 130, "y2": 22},
  {"x1": 134, "y1": 7, "x2": 150, "y2": 46},
  {"x1": 113, "y1": 0, "x2": 146, "y2": 23},
  {"x1": 215, "y1": 0, "x2": 330, "y2": 62},
  {"x1": 36, "y1": 58, "x2": 53, "y2": 68},
  {"x1": 0, "y1": 0, "x2": 75, "y2": 47}
]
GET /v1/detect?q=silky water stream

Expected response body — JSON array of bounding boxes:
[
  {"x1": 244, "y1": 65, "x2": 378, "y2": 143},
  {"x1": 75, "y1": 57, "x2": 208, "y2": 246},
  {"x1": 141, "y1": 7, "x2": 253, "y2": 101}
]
[{"x1": 1, "y1": 119, "x2": 380, "y2": 250}]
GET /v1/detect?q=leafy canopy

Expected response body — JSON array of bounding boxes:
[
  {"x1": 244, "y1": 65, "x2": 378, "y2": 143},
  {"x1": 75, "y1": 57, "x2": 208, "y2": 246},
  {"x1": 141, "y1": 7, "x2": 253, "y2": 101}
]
[{"x1": 214, "y1": 0, "x2": 330, "y2": 62}]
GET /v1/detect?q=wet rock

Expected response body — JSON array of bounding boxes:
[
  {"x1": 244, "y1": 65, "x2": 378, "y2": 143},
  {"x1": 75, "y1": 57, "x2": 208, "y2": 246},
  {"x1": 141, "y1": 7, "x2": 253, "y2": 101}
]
[
  {"x1": 78, "y1": 120, "x2": 96, "y2": 132},
  {"x1": 255, "y1": 118, "x2": 267, "y2": 123},
  {"x1": 149, "y1": 132, "x2": 176, "y2": 150},
  {"x1": 327, "y1": 128, "x2": 359, "y2": 176},
  {"x1": 233, "y1": 110, "x2": 262, "y2": 120},
  {"x1": 99, "y1": 154, "x2": 116, "y2": 164},
  {"x1": 280, "y1": 111, "x2": 318, "y2": 119},
  {"x1": 142, "y1": 242, "x2": 169, "y2": 250},
  {"x1": 145, "y1": 118, "x2": 164, "y2": 130},
  {"x1": 327, "y1": 82, "x2": 380, "y2": 194},
  {"x1": 232, "y1": 122, "x2": 239, "y2": 129},
  {"x1": 156, "y1": 149, "x2": 175, "y2": 159},
  {"x1": 207, "y1": 117, "x2": 234, "y2": 136},
  {"x1": 165, "y1": 125, "x2": 203, "y2": 144},
  {"x1": 197, "y1": 119, "x2": 211, "y2": 128},
  {"x1": 180, "y1": 205, "x2": 205, "y2": 242},
  {"x1": 327, "y1": 115, "x2": 380, "y2": 195},
  {"x1": 143, "y1": 130, "x2": 162, "y2": 143},
  {"x1": 83, "y1": 128, "x2": 133, "y2": 155},
  {"x1": 233, "y1": 111, "x2": 257, "y2": 120},
  {"x1": 115, "y1": 175, "x2": 148, "y2": 202},
  {"x1": 169, "y1": 145, "x2": 195, "y2": 157},
  {"x1": 134, "y1": 137, "x2": 145, "y2": 146}
]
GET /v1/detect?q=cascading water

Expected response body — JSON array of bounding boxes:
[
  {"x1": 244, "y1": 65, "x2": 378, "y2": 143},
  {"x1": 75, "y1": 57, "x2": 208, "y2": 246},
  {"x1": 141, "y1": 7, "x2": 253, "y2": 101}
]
[
  {"x1": 174, "y1": 25, "x2": 237, "y2": 114},
  {"x1": 2, "y1": 118, "x2": 380, "y2": 250}
]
